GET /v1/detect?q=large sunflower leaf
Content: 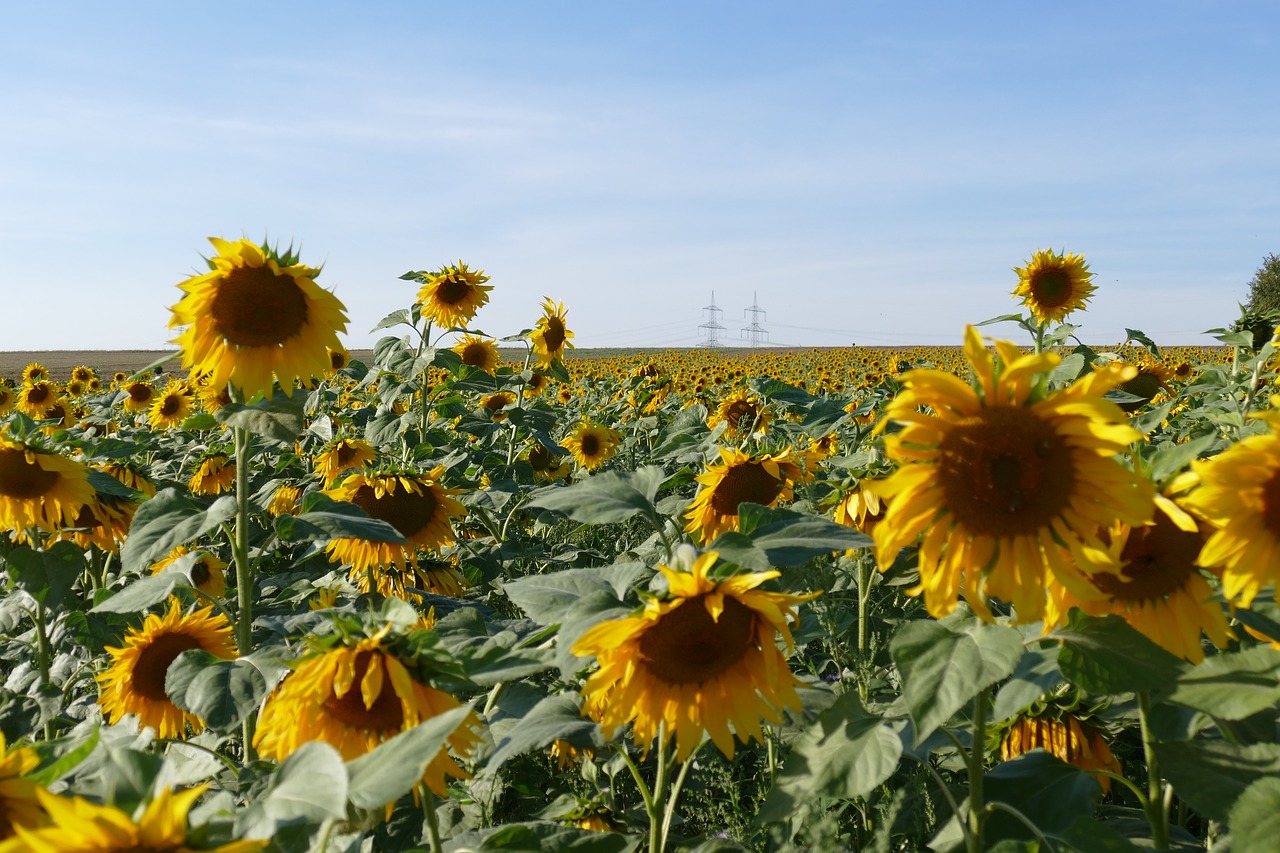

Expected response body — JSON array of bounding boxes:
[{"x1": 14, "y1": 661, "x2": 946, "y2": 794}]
[
  {"x1": 215, "y1": 388, "x2": 306, "y2": 444},
  {"x1": 7, "y1": 541, "x2": 86, "y2": 609},
  {"x1": 1051, "y1": 612, "x2": 1187, "y2": 695},
  {"x1": 443, "y1": 822, "x2": 636, "y2": 853},
  {"x1": 713, "y1": 504, "x2": 870, "y2": 567},
  {"x1": 526, "y1": 466, "x2": 667, "y2": 526},
  {"x1": 274, "y1": 493, "x2": 407, "y2": 545},
  {"x1": 485, "y1": 694, "x2": 602, "y2": 772},
  {"x1": 1165, "y1": 645, "x2": 1280, "y2": 720},
  {"x1": 165, "y1": 651, "x2": 270, "y2": 733},
  {"x1": 119, "y1": 489, "x2": 237, "y2": 576},
  {"x1": 89, "y1": 572, "x2": 180, "y2": 615},
  {"x1": 1154, "y1": 740, "x2": 1280, "y2": 823},
  {"x1": 345, "y1": 707, "x2": 475, "y2": 811},
  {"x1": 236, "y1": 742, "x2": 349, "y2": 838},
  {"x1": 1228, "y1": 777, "x2": 1280, "y2": 853}
]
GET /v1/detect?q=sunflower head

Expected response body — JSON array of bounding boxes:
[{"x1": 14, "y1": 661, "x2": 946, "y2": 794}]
[
  {"x1": 683, "y1": 447, "x2": 807, "y2": 542},
  {"x1": 169, "y1": 237, "x2": 350, "y2": 400},
  {"x1": 327, "y1": 345, "x2": 350, "y2": 374},
  {"x1": 708, "y1": 390, "x2": 770, "y2": 438},
  {"x1": 530, "y1": 298, "x2": 576, "y2": 369},
  {"x1": 1012, "y1": 248, "x2": 1096, "y2": 324},
  {"x1": 452, "y1": 334, "x2": 501, "y2": 375},
  {"x1": 20, "y1": 363, "x2": 48, "y2": 385},
  {"x1": 148, "y1": 381, "x2": 192, "y2": 430},
  {"x1": 315, "y1": 436, "x2": 378, "y2": 486},
  {"x1": 188, "y1": 452, "x2": 235, "y2": 496},
  {"x1": 412, "y1": 261, "x2": 493, "y2": 329},
  {"x1": 1000, "y1": 710, "x2": 1121, "y2": 795},
  {"x1": 0, "y1": 433, "x2": 94, "y2": 535},
  {"x1": 560, "y1": 421, "x2": 623, "y2": 471}
]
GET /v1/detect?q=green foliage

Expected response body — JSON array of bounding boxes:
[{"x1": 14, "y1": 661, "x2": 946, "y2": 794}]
[{"x1": 1245, "y1": 252, "x2": 1280, "y2": 315}]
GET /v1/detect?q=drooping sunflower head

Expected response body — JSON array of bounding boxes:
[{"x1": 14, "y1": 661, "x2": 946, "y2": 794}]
[
  {"x1": 49, "y1": 487, "x2": 136, "y2": 553},
  {"x1": 96, "y1": 598, "x2": 237, "y2": 739},
  {"x1": 0, "y1": 434, "x2": 94, "y2": 536},
  {"x1": 414, "y1": 261, "x2": 493, "y2": 329},
  {"x1": 150, "y1": 544, "x2": 229, "y2": 599},
  {"x1": 188, "y1": 452, "x2": 235, "y2": 496},
  {"x1": 97, "y1": 461, "x2": 156, "y2": 497},
  {"x1": 148, "y1": 381, "x2": 192, "y2": 430},
  {"x1": 683, "y1": 447, "x2": 807, "y2": 542},
  {"x1": 1012, "y1": 248, "x2": 1097, "y2": 324},
  {"x1": 452, "y1": 334, "x2": 500, "y2": 375},
  {"x1": 530, "y1": 297, "x2": 575, "y2": 369},
  {"x1": 314, "y1": 437, "x2": 377, "y2": 486},
  {"x1": 267, "y1": 482, "x2": 303, "y2": 517},
  {"x1": 572, "y1": 549, "x2": 818, "y2": 762},
  {"x1": 169, "y1": 237, "x2": 350, "y2": 400},
  {"x1": 1000, "y1": 711, "x2": 1120, "y2": 795},
  {"x1": 560, "y1": 421, "x2": 623, "y2": 471}
]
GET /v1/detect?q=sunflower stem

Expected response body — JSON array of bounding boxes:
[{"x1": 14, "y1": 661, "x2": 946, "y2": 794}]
[
  {"x1": 1138, "y1": 690, "x2": 1171, "y2": 850},
  {"x1": 33, "y1": 598, "x2": 54, "y2": 740},
  {"x1": 649, "y1": 737, "x2": 676, "y2": 853},
  {"x1": 660, "y1": 746, "x2": 697, "y2": 851},
  {"x1": 231, "y1": 424, "x2": 256, "y2": 757},
  {"x1": 856, "y1": 551, "x2": 873, "y2": 702},
  {"x1": 422, "y1": 785, "x2": 443, "y2": 853},
  {"x1": 965, "y1": 688, "x2": 989, "y2": 853}
]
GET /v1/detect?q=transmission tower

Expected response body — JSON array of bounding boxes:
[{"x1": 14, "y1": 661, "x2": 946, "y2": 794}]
[
  {"x1": 698, "y1": 291, "x2": 726, "y2": 347},
  {"x1": 741, "y1": 292, "x2": 769, "y2": 347}
]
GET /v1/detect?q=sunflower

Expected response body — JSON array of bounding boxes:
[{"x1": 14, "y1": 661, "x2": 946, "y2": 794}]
[
  {"x1": 148, "y1": 382, "x2": 192, "y2": 430},
  {"x1": 50, "y1": 489, "x2": 136, "y2": 553},
  {"x1": 683, "y1": 447, "x2": 806, "y2": 542},
  {"x1": 111, "y1": 371, "x2": 128, "y2": 387},
  {"x1": 1113, "y1": 359, "x2": 1174, "y2": 413},
  {"x1": 522, "y1": 372, "x2": 550, "y2": 398},
  {"x1": 169, "y1": 237, "x2": 350, "y2": 401},
  {"x1": 188, "y1": 453, "x2": 235, "y2": 496},
  {"x1": 326, "y1": 345, "x2": 350, "y2": 374},
  {"x1": 414, "y1": 261, "x2": 492, "y2": 328},
  {"x1": 267, "y1": 482, "x2": 302, "y2": 517},
  {"x1": 873, "y1": 326, "x2": 1155, "y2": 622},
  {"x1": 833, "y1": 481, "x2": 886, "y2": 537},
  {"x1": 70, "y1": 366, "x2": 94, "y2": 384},
  {"x1": 120, "y1": 380, "x2": 155, "y2": 413},
  {"x1": 0, "y1": 387, "x2": 12, "y2": 417},
  {"x1": 479, "y1": 391, "x2": 516, "y2": 420},
  {"x1": 96, "y1": 599, "x2": 237, "y2": 739},
  {"x1": 253, "y1": 630, "x2": 481, "y2": 796},
  {"x1": 1012, "y1": 248, "x2": 1096, "y2": 324},
  {"x1": 708, "y1": 390, "x2": 770, "y2": 438},
  {"x1": 20, "y1": 364, "x2": 47, "y2": 385},
  {"x1": 97, "y1": 462, "x2": 156, "y2": 497},
  {"x1": 452, "y1": 334, "x2": 500, "y2": 375},
  {"x1": 64, "y1": 379, "x2": 86, "y2": 398},
  {"x1": 0, "y1": 733, "x2": 43, "y2": 840},
  {"x1": 0, "y1": 785, "x2": 266, "y2": 853},
  {"x1": 196, "y1": 381, "x2": 233, "y2": 414},
  {"x1": 530, "y1": 298, "x2": 575, "y2": 368},
  {"x1": 324, "y1": 468, "x2": 466, "y2": 575},
  {"x1": 1000, "y1": 712, "x2": 1121, "y2": 795},
  {"x1": 525, "y1": 443, "x2": 572, "y2": 481},
  {"x1": 150, "y1": 545, "x2": 228, "y2": 599},
  {"x1": 15, "y1": 381, "x2": 56, "y2": 418},
  {"x1": 314, "y1": 437, "x2": 377, "y2": 487},
  {"x1": 0, "y1": 435, "x2": 93, "y2": 535},
  {"x1": 1044, "y1": 497, "x2": 1230, "y2": 663},
  {"x1": 560, "y1": 422, "x2": 623, "y2": 471},
  {"x1": 572, "y1": 549, "x2": 817, "y2": 762},
  {"x1": 1183, "y1": 411, "x2": 1280, "y2": 607}
]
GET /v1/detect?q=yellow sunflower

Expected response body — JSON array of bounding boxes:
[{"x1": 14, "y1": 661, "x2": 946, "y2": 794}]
[
  {"x1": 0, "y1": 733, "x2": 44, "y2": 840},
  {"x1": 1012, "y1": 248, "x2": 1097, "y2": 324},
  {"x1": 20, "y1": 364, "x2": 48, "y2": 385},
  {"x1": 188, "y1": 453, "x2": 235, "y2": 496},
  {"x1": 96, "y1": 599, "x2": 237, "y2": 739},
  {"x1": 314, "y1": 437, "x2": 377, "y2": 487},
  {"x1": 196, "y1": 380, "x2": 233, "y2": 414},
  {"x1": 479, "y1": 391, "x2": 516, "y2": 421},
  {"x1": 873, "y1": 326, "x2": 1155, "y2": 622},
  {"x1": 833, "y1": 481, "x2": 886, "y2": 537},
  {"x1": 415, "y1": 261, "x2": 492, "y2": 328},
  {"x1": 560, "y1": 422, "x2": 623, "y2": 471},
  {"x1": 530, "y1": 298, "x2": 575, "y2": 369},
  {"x1": 0, "y1": 785, "x2": 266, "y2": 853},
  {"x1": 525, "y1": 443, "x2": 572, "y2": 481},
  {"x1": 572, "y1": 549, "x2": 818, "y2": 762},
  {"x1": 169, "y1": 237, "x2": 350, "y2": 400},
  {"x1": 148, "y1": 382, "x2": 192, "y2": 430},
  {"x1": 267, "y1": 483, "x2": 302, "y2": 517},
  {"x1": 150, "y1": 545, "x2": 228, "y2": 599},
  {"x1": 683, "y1": 447, "x2": 806, "y2": 542},
  {"x1": 708, "y1": 390, "x2": 770, "y2": 438},
  {"x1": 1044, "y1": 497, "x2": 1230, "y2": 663},
  {"x1": 326, "y1": 345, "x2": 350, "y2": 374},
  {"x1": 522, "y1": 372, "x2": 550, "y2": 398},
  {"x1": 15, "y1": 381, "x2": 56, "y2": 418},
  {"x1": 120, "y1": 380, "x2": 155, "y2": 413},
  {"x1": 452, "y1": 334, "x2": 500, "y2": 375},
  {"x1": 0, "y1": 387, "x2": 12, "y2": 417},
  {"x1": 0, "y1": 435, "x2": 94, "y2": 535},
  {"x1": 1184, "y1": 411, "x2": 1280, "y2": 607},
  {"x1": 253, "y1": 630, "x2": 481, "y2": 796},
  {"x1": 1000, "y1": 713, "x2": 1121, "y2": 795},
  {"x1": 98, "y1": 462, "x2": 156, "y2": 497},
  {"x1": 50, "y1": 489, "x2": 135, "y2": 553}
]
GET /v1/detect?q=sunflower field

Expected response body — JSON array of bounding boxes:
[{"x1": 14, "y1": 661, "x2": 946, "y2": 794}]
[{"x1": 0, "y1": 239, "x2": 1278, "y2": 853}]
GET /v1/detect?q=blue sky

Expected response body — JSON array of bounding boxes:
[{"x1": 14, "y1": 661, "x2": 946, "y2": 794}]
[{"x1": 2, "y1": 1, "x2": 1277, "y2": 351}]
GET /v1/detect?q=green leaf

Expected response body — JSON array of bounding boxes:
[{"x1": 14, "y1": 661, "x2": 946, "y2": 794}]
[
  {"x1": 346, "y1": 706, "x2": 475, "y2": 810},
  {"x1": 119, "y1": 490, "x2": 237, "y2": 576},
  {"x1": 1166, "y1": 645, "x2": 1280, "y2": 721},
  {"x1": 526, "y1": 466, "x2": 667, "y2": 526},
  {"x1": 237, "y1": 742, "x2": 349, "y2": 839},
  {"x1": 981, "y1": 752, "x2": 1102, "y2": 840},
  {"x1": 709, "y1": 504, "x2": 871, "y2": 568},
  {"x1": 757, "y1": 691, "x2": 903, "y2": 823},
  {"x1": 7, "y1": 541, "x2": 86, "y2": 608},
  {"x1": 442, "y1": 821, "x2": 637, "y2": 852},
  {"x1": 214, "y1": 389, "x2": 306, "y2": 444},
  {"x1": 1155, "y1": 740, "x2": 1280, "y2": 823},
  {"x1": 274, "y1": 493, "x2": 408, "y2": 545},
  {"x1": 992, "y1": 645, "x2": 1063, "y2": 723},
  {"x1": 166, "y1": 651, "x2": 270, "y2": 733},
  {"x1": 501, "y1": 569, "x2": 619, "y2": 626},
  {"x1": 485, "y1": 694, "x2": 601, "y2": 772},
  {"x1": 27, "y1": 724, "x2": 101, "y2": 785},
  {"x1": 1052, "y1": 611, "x2": 1187, "y2": 695},
  {"x1": 371, "y1": 308, "x2": 412, "y2": 332},
  {"x1": 1124, "y1": 327, "x2": 1161, "y2": 357},
  {"x1": 1228, "y1": 777, "x2": 1280, "y2": 853},
  {"x1": 90, "y1": 572, "x2": 180, "y2": 614}
]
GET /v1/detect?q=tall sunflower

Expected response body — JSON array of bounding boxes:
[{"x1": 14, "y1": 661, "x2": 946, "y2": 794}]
[
  {"x1": 0, "y1": 435, "x2": 94, "y2": 535},
  {"x1": 0, "y1": 386, "x2": 12, "y2": 417},
  {"x1": 148, "y1": 382, "x2": 192, "y2": 430},
  {"x1": 873, "y1": 326, "x2": 1155, "y2": 622},
  {"x1": 0, "y1": 785, "x2": 266, "y2": 853},
  {"x1": 253, "y1": 630, "x2": 481, "y2": 796},
  {"x1": 0, "y1": 733, "x2": 43, "y2": 840},
  {"x1": 452, "y1": 334, "x2": 501, "y2": 375},
  {"x1": 414, "y1": 261, "x2": 492, "y2": 328},
  {"x1": 1012, "y1": 248, "x2": 1096, "y2": 324},
  {"x1": 314, "y1": 437, "x2": 377, "y2": 487},
  {"x1": 683, "y1": 447, "x2": 806, "y2": 542},
  {"x1": 96, "y1": 599, "x2": 238, "y2": 739},
  {"x1": 572, "y1": 549, "x2": 818, "y2": 762},
  {"x1": 169, "y1": 237, "x2": 349, "y2": 400},
  {"x1": 530, "y1": 298, "x2": 575, "y2": 368},
  {"x1": 560, "y1": 422, "x2": 623, "y2": 471}
]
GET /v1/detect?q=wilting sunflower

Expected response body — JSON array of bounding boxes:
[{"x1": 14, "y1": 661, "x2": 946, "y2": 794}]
[
  {"x1": 0, "y1": 785, "x2": 266, "y2": 853},
  {"x1": 20, "y1": 364, "x2": 47, "y2": 385},
  {"x1": 873, "y1": 326, "x2": 1155, "y2": 622},
  {"x1": 560, "y1": 421, "x2": 623, "y2": 471},
  {"x1": 1000, "y1": 712, "x2": 1121, "y2": 795},
  {"x1": 1183, "y1": 411, "x2": 1280, "y2": 607},
  {"x1": 324, "y1": 468, "x2": 466, "y2": 575},
  {"x1": 15, "y1": 381, "x2": 56, "y2": 418},
  {"x1": 572, "y1": 549, "x2": 817, "y2": 762},
  {"x1": 708, "y1": 390, "x2": 770, "y2": 438},
  {"x1": 188, "y1": 453, "x2": 235, "y2": 496},
  {"x1": 1043, "y1": 497, "x2": 1230, "y2": 663},
  {"x1": 148, "y1": 381, "x2": 192, "y2": 430},
  {"x1": 415, "y1": 261, "x2": 492, "y2": 328},
  {"x1": 169, "y1": 237, "x2": 350, "y2": 400},
  {"x1": 267, "y1": 482, "x2": 302, "y2": 517},
  {"x1": 150, "y1": 545, "x2": 228, "y2": 599},
  {"x1": 253, "y1": 629, "x2": 481, "y2": 796},
  {"x1": 96, "y1": 598, "x2": 237, "y2": 739},
  {"x1": 1012, "y1": 248, "x2": 1097, "y2": 324},
  {"x1": 452, "y1": 334, "x2": 500, "y2": 375},
  {"x1": 684, "y1": 447, "x2": 806, "y2": 542},
  {"x1": 0, "y1": 733, "x2": 43, "y2": 840},
  {"x1": 120, "y1": 380, "x2": 155, "y2": 413},
  {"x1": 314, "y1": 437, "x2": 377, "y2": 486},
  {"x1": 530, "y1": 298, "x2": 575, "y2": 368},
  {"x1": 0, "y1": 435, "x2": 93, "y2": 535}
]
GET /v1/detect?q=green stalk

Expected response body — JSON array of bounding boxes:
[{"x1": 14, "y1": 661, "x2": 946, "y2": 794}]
[
  {"x1": 422, "y1": 786, "x2": 443, "y2": 853},
  {"x1": 1138, "y1": 690, "x2": 1171, "y2": 850},
  {"x1": 648, "y1": 738, "x2": 675, "y2": 853},
  {"x1": 231, "y1": 424, "x2": 255, "y2": 756},
  {"x1": 966, "y1": 690, "x2": 989, "y2": 853},
  {"x1": 33, "y1": 598, "x2": 54, "y2": 740},
  {"x1": 856, "y1": 552, "x2": 874, "y2": 702}
]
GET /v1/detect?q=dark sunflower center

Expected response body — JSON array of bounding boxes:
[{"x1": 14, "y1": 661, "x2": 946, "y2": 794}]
[
  {"x1": 159, "y1": 395, "x2": 182, "y2": 417},
  {"x1": 336, "y1": 443, "x2": 359, "y2": 465},
  {"x1": 580, "y1": 434, "x2": 601, "y2": 457},
  {"x1": 131, "y1": 632, "x2": 203, "y2": 701},
  {"x1": 1118, "y1": 372, "x2": 1163, "y2": 412},
  {"x1": 725, "y1": 401, "x2": 756, "y2": 429},
  {"x1": 528, "y1": 445, "x2": 553, "y2": 471},
  {"x1": 321, "y1": 650, "x2": 405, "y2": 733},
  {"x1": 461, "y1": 343, "x2": 488, "y2": 366},
  {"x1": 435, "y1": 278, "x2": 473, "y2": 306},
  {"x1": 190, "y1": 560, "x2": 213, "y2": 587},
  {"x1": 330, "y1": 351, "x2": 346, "y2": 370},
  {"x1": 25, "y1": 385, "x2": 51, "y2": 406},
  {"x1": 1030, "y1": 268, "x2": 1072, "y2": 307},
  {"x1": 708, "y1": 462, "x2": 785, "y2": 516},
  {"x1": 210, "y1": 263, "x2": 308, "y2": 347},
  {"x1": 128, "y1": 384, "x2": 153, "y2": 403},
  {"x1": 70, "y1": 503, "x2": 101, "y2": 529},
  {"x1": 1091, "y1": 513, "x2": 1200, "y2": 601},
  {"x1": 0, "y1": 447, "x2": 59, "y2": 499},
  {"x1": 937, "y1": 407, "x2": 1075, "y2": 536},
  {"x1": 1260, "y1": 470, "x2": 1280, "y2": 537},
  {"x1": 638, "y1": 595, "x2": 756, "y2": 685},
  {"x1": 542, "y1": 319, "x2": 566, "y2": 351},
  {"x1": 350, "y1": 483, "x2": 437, "y2": 538}
]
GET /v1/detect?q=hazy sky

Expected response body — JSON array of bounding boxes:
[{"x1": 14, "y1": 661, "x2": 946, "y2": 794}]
[{"x1": 2, "y1": 1, "x2": 1277, "y2": 351}]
